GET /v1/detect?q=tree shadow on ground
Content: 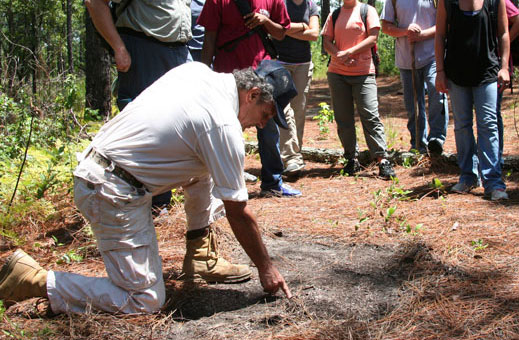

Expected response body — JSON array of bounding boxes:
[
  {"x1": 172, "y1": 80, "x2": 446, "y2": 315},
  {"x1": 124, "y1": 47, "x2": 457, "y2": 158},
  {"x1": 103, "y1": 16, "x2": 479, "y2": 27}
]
[
  {"x1": 406, "y1": 172, "x2": 519, "y2": 205},
  {"x1": 279, "y1": 237, "x2": 519, "y2": 339}
]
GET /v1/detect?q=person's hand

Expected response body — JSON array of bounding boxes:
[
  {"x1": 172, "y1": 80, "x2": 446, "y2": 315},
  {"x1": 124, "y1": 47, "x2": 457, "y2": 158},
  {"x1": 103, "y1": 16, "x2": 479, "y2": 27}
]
[
  {"x1": 244, "y1": 12, "x2": 269, "y2": 30},
  {"x1": 497, "y1": 68, "x2": 510, "y2": 93},
  {"x1": 258, "y1": 264, "x2": 292, "y2": 298},
  {"x1": 336, "y1": 49, "x2": 356, "y2": 65},
  {"x1": 435, "y1": 69, "x2": 449, "y2": 94},
  {"x1": 114, "y1": 46, "x2": 131, "y2": 72},
  {"x1": 407, "y1": 23, "x2": 421, "y2": 43}
]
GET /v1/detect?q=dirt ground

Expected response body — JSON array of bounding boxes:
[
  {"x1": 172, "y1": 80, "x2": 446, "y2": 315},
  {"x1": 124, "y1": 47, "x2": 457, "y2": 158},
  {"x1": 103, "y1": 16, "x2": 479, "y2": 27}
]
[{"x1": 2, "y1": 76, "x2": 519, "y2": 339}]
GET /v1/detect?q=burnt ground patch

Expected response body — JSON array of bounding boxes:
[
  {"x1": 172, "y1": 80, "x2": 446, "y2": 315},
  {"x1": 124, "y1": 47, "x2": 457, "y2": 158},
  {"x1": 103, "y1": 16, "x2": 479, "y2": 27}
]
[{"x1": 155, "y1": 232, "x2": 438, "y2": 339}]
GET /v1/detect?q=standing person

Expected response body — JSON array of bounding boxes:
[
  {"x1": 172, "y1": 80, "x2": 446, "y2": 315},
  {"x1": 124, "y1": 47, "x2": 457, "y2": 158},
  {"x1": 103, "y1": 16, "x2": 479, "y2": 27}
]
[
  {"x1": 381, "y1": 0, "x2": 449, "y2": 155},
  {"x1": 85, "y1": 0, "x2": 193, "y2": 212},
  {"x1": 199, "y1": 0, "x2": 303, "y2": 197},
  {"x1": 322, "y1": 0, "x2": 396, "y2": 179},
  {"x1": 435, "y1": 0, "x2": 510, "y2": 200},
  {"x1": 272, "y1": 0, "x2": 320, "y2": 175},
  {"x1": 188, "y1": 0, "x2": 206, "y2": 62},
  {"x1": 0, "y1": 61, "x2": 294, "y2": 314}
]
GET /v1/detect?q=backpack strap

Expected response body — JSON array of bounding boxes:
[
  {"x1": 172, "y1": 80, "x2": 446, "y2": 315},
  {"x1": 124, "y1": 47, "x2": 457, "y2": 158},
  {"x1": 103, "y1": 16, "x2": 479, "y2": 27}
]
[
  {"x1": 219, "y1": 0, "x2": 278, "y2": 58},
  {"x1": 360, "y1": 4, "x2": 372, "y2": 57},
  {"x1": 360, "y1": 3, "x2": 380, "y2": 75},
  {"x1": 331, "y1": 7, "x2": 341, "y2": 39},
  {"x1": 112, "y1": 0, "x2": 132, "y2": 23},
  {"x1": 360, "y1": 2, "x2": 368, "y2": 27}
]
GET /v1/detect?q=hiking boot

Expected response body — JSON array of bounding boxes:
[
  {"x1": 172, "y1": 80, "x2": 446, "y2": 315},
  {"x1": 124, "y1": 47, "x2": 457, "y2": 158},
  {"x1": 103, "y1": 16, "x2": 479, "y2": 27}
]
[
  {"x1": 243, "y1": 171, "x2": 258, "y2": 183},
  {"x1": 378, "y1": 159, "x2": 396, "y2": 180},
  {"x1": 490, "y1": 188, "x2": 509, "y2": 201},
  {"x1": 0, "y1": 249, "x2": 48, "y2": 303},
  {"x1": 260, "y1": 183, "x2": 302, "y2": 197},
  {"x1": 428, "y1": 139, "x2": 443, "y2": 156},
  {"x1": 451, "y1": 182, "x2": 476, "y2": 193},
  {"x1": 182, "y1": 228, "x2": 252, "y2": 283},
  {"x1": 342, "y1": 158, "x2": 360, "y2": 176}
]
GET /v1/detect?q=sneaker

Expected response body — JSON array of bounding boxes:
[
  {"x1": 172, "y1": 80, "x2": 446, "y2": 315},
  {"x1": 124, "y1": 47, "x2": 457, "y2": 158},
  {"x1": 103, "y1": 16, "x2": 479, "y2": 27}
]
[
  {"x1": 451, "y1": 182, "x2": 476, "y2": 193},
  {"x1": 342, "y1": 158, "x2": 360, "y2": 176},
  {"x1": 0, "y1": 249, "x2": 48, "y2": 303},
  {"x1": 243, "y1": 171, "x2": 258, "y2": 183},
  {"x1": 182, "y1": 228, "x2": 252, "y2": 283},
  {"x1": 283, "y1": 162, "x2": 305, "y2": 175},
  {"x1": 428, "y1": 139, "x2": 443, "y2": 156},
  {"x1": 260, "y1": 183, "x2": 302, "y2": 197},
  {"x1": 378, "y1": 159, "x2": 396, "y2": 180},
  {"x1": 490, "y1": 188, "x2": 509, "y2": 201}
]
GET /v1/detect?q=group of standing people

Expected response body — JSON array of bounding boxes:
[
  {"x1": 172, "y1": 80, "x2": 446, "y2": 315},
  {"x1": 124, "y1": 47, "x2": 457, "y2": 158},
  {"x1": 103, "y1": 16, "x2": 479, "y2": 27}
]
[
  {"x1": 0, "y1": 0, "x2": 515, "y2": 317},
  {"x1": 324, "y1": 0, "x2": 512, "y2": 200}
]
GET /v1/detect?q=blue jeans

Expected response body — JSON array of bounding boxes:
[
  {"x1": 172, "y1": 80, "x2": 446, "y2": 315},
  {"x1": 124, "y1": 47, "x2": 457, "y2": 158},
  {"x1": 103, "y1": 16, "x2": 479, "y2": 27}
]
[
  {"x1": 257, "y1": 118, "x2": 284, "y2": 190},
  {"x1": 118, "y1": 33, "x2": 192, "y2": 207},
  {"x1": 400, "y1": 61, "x2": 449, "y2": 151},
  {"x1": 448, "y1": 80, "x2": 505, "y2": 193}
]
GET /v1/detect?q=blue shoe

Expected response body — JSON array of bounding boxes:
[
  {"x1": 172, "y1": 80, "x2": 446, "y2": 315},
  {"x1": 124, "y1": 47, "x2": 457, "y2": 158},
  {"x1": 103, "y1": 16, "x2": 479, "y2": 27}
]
[{"x1": 260, "y1": 183, "x2": 302, "y2": 198}]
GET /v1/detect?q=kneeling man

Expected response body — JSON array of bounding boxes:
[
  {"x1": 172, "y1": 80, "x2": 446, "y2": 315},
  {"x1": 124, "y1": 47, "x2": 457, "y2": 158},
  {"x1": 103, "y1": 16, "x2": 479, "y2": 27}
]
[{"x1": 0, "y1": 60, "x2": 294, "y2": 314}]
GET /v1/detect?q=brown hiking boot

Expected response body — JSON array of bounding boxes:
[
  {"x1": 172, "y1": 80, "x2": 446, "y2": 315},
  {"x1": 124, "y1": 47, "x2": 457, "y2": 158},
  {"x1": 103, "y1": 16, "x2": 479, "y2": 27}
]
[
  {"x1": 0, "y1": 249, "x2": 48, "y2": 303},
  {"x1": 182, "y1": 228, "x2": 252, "y2": 283}
]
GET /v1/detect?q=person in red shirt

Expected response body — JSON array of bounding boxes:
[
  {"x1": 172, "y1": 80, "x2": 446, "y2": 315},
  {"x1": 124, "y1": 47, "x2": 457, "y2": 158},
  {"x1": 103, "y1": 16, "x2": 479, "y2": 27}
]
[
  {"x1": 199, "y1": 0, "x2": 290, "y2": 71},
  {"x1": 198, "y1": 0, "x2": 302, "y2": 197}
]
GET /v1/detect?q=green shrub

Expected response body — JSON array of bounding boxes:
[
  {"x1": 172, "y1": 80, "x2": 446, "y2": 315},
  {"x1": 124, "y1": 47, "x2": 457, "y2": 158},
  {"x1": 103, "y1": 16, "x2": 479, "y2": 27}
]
[
  {"x1": 311, "y1": 38, "x2": 330, "y2": 80},
  {"x1": 378, "y1": 32, "x2": 399, "y2": 76}
]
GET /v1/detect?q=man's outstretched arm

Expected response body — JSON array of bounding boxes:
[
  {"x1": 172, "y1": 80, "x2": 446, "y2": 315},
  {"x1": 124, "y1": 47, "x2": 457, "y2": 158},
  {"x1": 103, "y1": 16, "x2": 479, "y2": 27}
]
[{"x1": 223, "y1": 200, "x2": 292, "y2": 298}]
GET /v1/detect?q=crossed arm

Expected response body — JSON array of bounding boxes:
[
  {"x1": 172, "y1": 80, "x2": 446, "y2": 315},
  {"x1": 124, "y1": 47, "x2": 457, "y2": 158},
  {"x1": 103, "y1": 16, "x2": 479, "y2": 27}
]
[{"x1": 285, "y1": 15, "x2": 320, "y2": 41}]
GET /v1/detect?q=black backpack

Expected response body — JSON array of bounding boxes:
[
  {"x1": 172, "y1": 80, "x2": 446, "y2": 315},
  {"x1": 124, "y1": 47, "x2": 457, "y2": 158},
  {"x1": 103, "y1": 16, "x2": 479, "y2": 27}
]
[{"x1": 329, "y1": 2, "x2": 380, "y2": 76}]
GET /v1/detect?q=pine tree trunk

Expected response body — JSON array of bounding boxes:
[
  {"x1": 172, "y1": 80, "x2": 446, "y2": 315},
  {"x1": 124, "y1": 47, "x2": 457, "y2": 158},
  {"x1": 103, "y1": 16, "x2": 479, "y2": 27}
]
[
  {"x1": 66, "y1": 0, "x2": 73, "y2": 74},
  {"x1": 84, "y1": 9, "x2": 112, "y2": 118}
]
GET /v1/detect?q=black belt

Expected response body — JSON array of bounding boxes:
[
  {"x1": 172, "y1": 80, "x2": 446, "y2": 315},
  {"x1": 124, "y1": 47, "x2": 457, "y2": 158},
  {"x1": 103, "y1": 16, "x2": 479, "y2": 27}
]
[
  {"x1": 88, "y1": 150, "x2": 144, "y2": 188},
  {"x1": 117, "y1": 27, "x2": 187, "y2": 49}
]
